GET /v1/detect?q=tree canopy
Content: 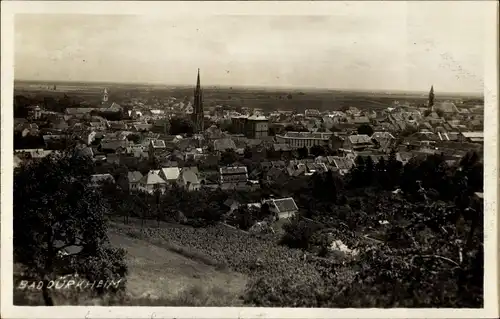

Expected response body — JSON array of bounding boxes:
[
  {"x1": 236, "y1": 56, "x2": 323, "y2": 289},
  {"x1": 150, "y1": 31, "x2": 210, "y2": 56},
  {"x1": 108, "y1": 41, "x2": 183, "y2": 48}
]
[{"x1": 14, "y1": 152, "x2": 128, "y2": 305}]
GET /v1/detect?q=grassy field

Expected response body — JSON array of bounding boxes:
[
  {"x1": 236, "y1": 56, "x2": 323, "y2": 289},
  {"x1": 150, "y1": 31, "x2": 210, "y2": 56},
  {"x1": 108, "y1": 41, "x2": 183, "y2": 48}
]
[{"x1": 107, "y1": 228, "x2": 248, "y2": 305}]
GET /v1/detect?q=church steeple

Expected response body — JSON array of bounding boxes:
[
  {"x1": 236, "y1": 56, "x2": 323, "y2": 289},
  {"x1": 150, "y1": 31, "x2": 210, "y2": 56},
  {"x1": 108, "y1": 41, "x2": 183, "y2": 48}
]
[
  {"x1": 428, "y1": 85, "x2": 434, "y2": 110},
  {"x1": 193, "y1": 69, "x2": 204, "y2": 133},
  {"x1": 102, "y1": 88, "x2": 109, "y2": 104}
]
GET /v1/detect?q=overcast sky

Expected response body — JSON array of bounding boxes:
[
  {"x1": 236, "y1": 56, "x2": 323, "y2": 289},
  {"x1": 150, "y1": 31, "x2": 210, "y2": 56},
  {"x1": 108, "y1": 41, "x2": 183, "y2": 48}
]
[{"x1": 14, "y1": 2, "x2": 487, "y2": 93}]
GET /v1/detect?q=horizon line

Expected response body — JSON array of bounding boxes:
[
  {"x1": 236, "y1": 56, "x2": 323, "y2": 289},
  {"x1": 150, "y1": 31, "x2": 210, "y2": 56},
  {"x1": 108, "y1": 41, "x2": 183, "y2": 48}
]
[{"x1": 13, "y1": 78, "x2": 484, "y2": 97}]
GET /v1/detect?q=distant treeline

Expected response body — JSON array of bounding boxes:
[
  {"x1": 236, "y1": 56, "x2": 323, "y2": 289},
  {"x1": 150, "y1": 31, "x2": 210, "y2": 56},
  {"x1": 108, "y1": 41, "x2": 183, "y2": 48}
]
[{"x1": 14, "y1": 94, "x2": 87, "y2": 116}]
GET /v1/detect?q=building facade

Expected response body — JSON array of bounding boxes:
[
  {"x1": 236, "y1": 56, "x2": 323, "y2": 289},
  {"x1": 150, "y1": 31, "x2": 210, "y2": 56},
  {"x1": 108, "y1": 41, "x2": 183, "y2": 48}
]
[
  {"x1": 230, "y1": 115, "x2": 269, "y2": 139},
  {"x1": 275, "y1": 131, "x2": 333, "y2": 149}
]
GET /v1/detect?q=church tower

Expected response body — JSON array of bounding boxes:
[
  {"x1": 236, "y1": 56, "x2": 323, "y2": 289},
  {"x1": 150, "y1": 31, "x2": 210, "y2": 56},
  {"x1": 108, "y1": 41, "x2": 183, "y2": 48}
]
[
  {"x1": 192, "y1": 69, "x2": 204, "y2": 133},
  {"x1": 428, "y1": 85, "x2": 434, "y2": 111},
  {"x1": 102, "y1": 88, "x2": 109, "y2": 104}
]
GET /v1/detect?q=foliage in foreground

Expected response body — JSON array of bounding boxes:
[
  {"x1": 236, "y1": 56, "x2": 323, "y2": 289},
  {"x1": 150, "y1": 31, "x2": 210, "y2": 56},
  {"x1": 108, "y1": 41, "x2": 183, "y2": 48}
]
[{"x1": 14, "y1": 153, "x2": 128, "y2": 306}]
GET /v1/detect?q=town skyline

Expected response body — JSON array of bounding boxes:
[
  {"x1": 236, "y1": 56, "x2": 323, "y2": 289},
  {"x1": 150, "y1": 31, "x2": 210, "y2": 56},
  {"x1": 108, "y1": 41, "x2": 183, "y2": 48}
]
[{"x1": 14, "y1": 1, "x2": 487, "y2": 94}]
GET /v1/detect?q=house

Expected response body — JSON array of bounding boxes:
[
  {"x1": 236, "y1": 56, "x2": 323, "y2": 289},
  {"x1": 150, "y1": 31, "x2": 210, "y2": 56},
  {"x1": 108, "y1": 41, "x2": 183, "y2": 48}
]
[
  {"x1": 287, "y1": 162, "x2": 308, "y2": 177},
  {"x1": 94, "y1": 154, "x2": 107, "y2": 162},
  {"x1": 328, "y1": 156, "x2": 355, "y2": 175},
  {"x1": 89, "y1": 122, "x2": 107, "y2": 131},
  {"x1": 149, "y1": 139, "x2": 167, "y2": 159},
  {"x1": 14, "y1": 155, "x2": 22, "y2": 169},
  {"x1": 133, "y1": 124, "x2": 153, "y2": 132},
  {"x1": 75, "y1": 145, "x2": 94, "y2": 158},
  {"x1": 204, "y1": 124, "x2": 225, "y2": 140},
  {"x1": 177, "y1": 168, "x2": 201, "y2": 191},
  {"x1": 158, "y1": 167, "x2": 181, "y2": 184},
  {"x1": 263, "y1": 197, "x2": 299, "y2": 219},
  {"x1": 272, "y1": 143, "x2": 293, "y2": 158},
  {"x1": 104, "y1": 102, "x2": 123, "y2": 113},
  {"x1": 343, "y1": 134, "x2": 374, "y2": 151},
  {"x1": 220, "y1": 166, "x2": 248, "y2": 185},
  {"x1": 265, "y1": 166, "x2": 288, "y2": 183},
  {"x1": 90, "y1": 174, "x2": 115, "y2": 188},
  {"x1": 106, "y1": 153, "x2": 120, "y2": 165},
  {"x1": 126, "y1": 171, "x2": 143, "y2": 191},
  {"x1": 108, "y1": 121, "x2": 129, "y2": 131},
  {"x1": 213, "y1": 138, "x2": 237, "y2": 153},
  {"x1": 100, "y1": 139, "x2": 128, "y2": 152},
  {"x1": 223, "y1": 198, "x2": 240, "y2": 214},
  {"x1": 14, "y1": 148, "x2": 53, "y2": 159},
  {"x1": 64, "y1": 108, "x2": 96, "y2": 116},
  {"x1": 461, "y1": 131, "x2": 484, "y2": 143},
  {"x1": 396, "y1": 152, "x2": 414, "y2": 165},
  {"x1": 371, "y1": 132, "x2": 396, "y2": 151},
  {"x1": 351, "y1": 116, "x2": 370, "y2": 125},
  {"x1": 433, "y1": 101, "x2": 459, "y2": 114},
  {"x1": 74, "y1": 130, "x2": 97, "y2": 145},
  {"x1": 355, "y1": 154, "x2": 390, "y2": 165},
  {"x1": 138, "y1": 170, "x2": 167, "y2": 194},
  {"x1": 306, "y1": 162, "x2": 328, "y2": 174},
  {"x1": 271, "y1": 160, "x2": 287, "y2": 169}
]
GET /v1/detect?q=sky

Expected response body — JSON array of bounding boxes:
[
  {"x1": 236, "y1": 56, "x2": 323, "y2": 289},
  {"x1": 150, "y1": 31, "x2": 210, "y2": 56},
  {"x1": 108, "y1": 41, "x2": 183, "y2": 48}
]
[{"x1": 14, "y1": 2, "x2": 488, "y2": 93}]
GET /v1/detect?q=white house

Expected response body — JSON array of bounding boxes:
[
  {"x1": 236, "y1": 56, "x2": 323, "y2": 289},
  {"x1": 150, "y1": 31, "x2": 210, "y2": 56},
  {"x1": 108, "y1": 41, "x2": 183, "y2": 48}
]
[
  {"x1": 138, "y1": 170, "x2": 167, "y2": 194},
  {"x1": 263, "y1": 197, "x2": 299, "y2": 219},
  {"x1": 177, "y1": 167, "x2": 201, "y2": 191}
]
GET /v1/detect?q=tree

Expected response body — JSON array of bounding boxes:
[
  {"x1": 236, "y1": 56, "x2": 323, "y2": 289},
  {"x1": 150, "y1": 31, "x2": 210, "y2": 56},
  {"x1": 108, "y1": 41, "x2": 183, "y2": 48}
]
[
  {"x1": 169, "y1": 117, "x2": 195, "y2": 135},
  {"x1": 126, "y1": 133, "x2": 141, "y2": 144},
  {"x1": 357, "y1": 124, "x2": 374, "y2": 136},
  {"x1": 243, "y1": 146, "x2": 253, "y2": 159},
  {"x1": 349, "y1": 156, "x2": 366, "y2": 188},
  {"x1": 220, "y1": 149, "x2": 238, "y2": 166},
  {"x1": 364, "y1": 156, "x2": 375, "y2": 186},
  {"x1": 280, "y1": 217, "x2": 321, "y2": 249},
  {"x1": 14, "y1": 153, "x2": 128, "y2": 305},
  {"x1": 310, "y1": 145, "x2": 326, "y2": 157},
  {"x1": 297, "y1": 146, "x2": 308, "y2": 159}
]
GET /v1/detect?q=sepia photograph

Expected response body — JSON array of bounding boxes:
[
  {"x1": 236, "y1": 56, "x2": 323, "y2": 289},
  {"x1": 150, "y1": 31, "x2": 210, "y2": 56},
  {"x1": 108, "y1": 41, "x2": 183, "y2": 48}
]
[{"x1": 1, "y1": 1, "x2": 498, "y2": 318}]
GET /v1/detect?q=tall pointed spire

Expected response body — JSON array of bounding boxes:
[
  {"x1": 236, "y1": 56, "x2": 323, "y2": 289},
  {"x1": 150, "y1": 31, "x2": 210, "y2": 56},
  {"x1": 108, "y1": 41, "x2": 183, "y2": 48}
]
[
  {"x1": 428, "y1": 85, "x2": 434, "y2": 109},
  {"x1": 192, "y1": 68, "x2": 204, "y2": 133},
  {"x1": 196, "y1": 68, "x2": 201, "y2": 89}
]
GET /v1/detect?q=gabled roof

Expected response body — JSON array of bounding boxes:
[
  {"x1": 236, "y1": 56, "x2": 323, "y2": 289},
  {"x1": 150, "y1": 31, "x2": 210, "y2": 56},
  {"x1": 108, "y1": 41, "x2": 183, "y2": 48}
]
[
  {"x1": 371, "y1": 132, "x2": 395, "y2": 140},
  {"x1": 101, "y1": 139, "x2": 128, "y2": 151},
  {"x1": 266, "y1": 166, "x2": 286, "y2": 180},
  {"x1": 181, "y1": 170, "x2": 200, "y2": 185},
  {"x1": 223, "y1": 198, "x2": 240, "y2": 207},
  {"x1": 127, "y1": 171, "x2": 143, "y2": 183},
  {"x1": 353, "y1": 116, "x2": 370, "y2": 124},
  {"x1": 160, "y1": 167, "x2": 180, "y2": 181},
  {"x1": 151, "y1": 139, "x2": 166, "y2": 148},
  {"x1": 140, "y1": 171, "x2": 167, "y2": 185},
  {"x1": 213, "y1": 138, "x2": 237, "y2": 151},
  {"x1": 348, "y1": 134, "x2": 372, "y2": 145},
  {"x1": 271, "y1": 160, "x2": 286, "y2": 168},
  {"x1": 306, "y1": 162, "x2": 328, "y2": 173},
  {"x1": 265, "y1": 197, "x2": 299, "y2": 213},
  {"x1": 331, "y1": 156, "x2": 355, "y2": 170},
  {"x1": 181, "y1": 166, "x2": 199, "y2": 175}
]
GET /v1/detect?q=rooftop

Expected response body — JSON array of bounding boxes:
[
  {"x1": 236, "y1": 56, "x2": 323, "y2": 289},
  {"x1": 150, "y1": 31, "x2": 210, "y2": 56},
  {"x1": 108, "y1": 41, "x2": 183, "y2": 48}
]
[{"x1": 220, "y1": 166, "x2": 248, "y2": 175}]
